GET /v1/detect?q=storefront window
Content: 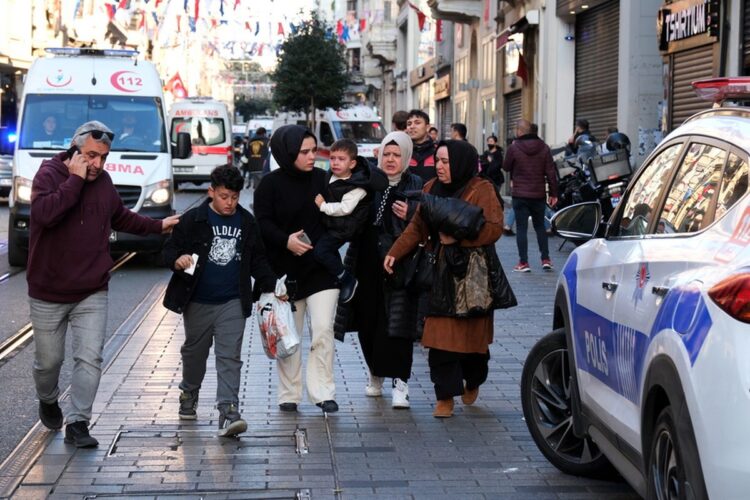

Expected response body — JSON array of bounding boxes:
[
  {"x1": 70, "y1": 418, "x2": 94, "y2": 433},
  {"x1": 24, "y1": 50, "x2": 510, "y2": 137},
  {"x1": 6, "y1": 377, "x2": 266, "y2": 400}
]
[{"x1": 504, "y1": 34, "x2": 523, "y2": 75}]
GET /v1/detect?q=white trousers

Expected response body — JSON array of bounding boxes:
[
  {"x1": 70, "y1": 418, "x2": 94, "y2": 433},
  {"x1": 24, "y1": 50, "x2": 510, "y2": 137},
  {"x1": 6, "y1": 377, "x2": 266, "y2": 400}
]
[{"x1": 276, "y1": 288, "x2": 339, "y2": 405}]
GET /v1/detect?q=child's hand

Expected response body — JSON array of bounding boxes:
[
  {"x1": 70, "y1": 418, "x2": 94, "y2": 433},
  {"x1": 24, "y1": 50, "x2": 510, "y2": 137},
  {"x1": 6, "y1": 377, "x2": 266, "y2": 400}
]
[
  {"x1": 174, "y1": 254, "x2": 193, "y2": 271},
  {"x1": 315, "y1": 194, "x2": 324, "y2": 208}
]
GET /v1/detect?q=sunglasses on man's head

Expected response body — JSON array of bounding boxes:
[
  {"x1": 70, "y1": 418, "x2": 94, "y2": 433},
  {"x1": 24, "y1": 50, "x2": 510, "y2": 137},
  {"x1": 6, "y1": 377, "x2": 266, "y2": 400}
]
[{"x1": 77, "y1": 129, "x2": 115, "y2": 141}]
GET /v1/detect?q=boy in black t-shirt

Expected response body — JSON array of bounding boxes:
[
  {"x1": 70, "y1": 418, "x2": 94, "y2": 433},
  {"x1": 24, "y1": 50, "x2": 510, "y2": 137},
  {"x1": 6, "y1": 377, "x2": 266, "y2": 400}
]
[{"x1": 163, "y1": 165, "x2": 280, "y2": 437}]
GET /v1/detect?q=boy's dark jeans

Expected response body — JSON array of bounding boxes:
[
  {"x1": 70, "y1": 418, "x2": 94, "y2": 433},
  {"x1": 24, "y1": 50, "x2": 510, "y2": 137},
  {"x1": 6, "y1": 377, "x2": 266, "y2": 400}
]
[
  {"x1": 512, "y1": 197, "x2": 549, "y2": 263},
  {"x1": 313, "y1": 233, "x2": 346, "y2": 279}
]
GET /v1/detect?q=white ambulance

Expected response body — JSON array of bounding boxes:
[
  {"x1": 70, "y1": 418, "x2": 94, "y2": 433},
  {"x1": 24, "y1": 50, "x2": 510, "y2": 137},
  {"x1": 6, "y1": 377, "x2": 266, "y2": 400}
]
[
  {"x1": 168, "y1": 97, "x2": 232, "y2": 189},
  {"x1": 8, "y1": 48, "x2": 190, "y2": 267},
  {"x1": 272, "y1": 106, "x2": 385, "y2": 170}
]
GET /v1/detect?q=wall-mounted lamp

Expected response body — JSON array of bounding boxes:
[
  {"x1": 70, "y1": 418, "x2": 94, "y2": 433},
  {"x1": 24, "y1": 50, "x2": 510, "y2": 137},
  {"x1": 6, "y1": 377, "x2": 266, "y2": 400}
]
[{"x1": 564, "y1": 24, "x2": 574, "y2": 41}]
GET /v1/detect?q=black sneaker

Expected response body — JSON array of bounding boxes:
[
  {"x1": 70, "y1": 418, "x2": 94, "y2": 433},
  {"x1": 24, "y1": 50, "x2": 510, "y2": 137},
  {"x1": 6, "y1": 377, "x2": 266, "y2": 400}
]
[
  {"x1": 39, "y1": 400, "x2": 63, "y2": 430},
  {"x1": 316, "y1": 400, "x2": 339, "y2": 413},
  {"x1": 279, "y1": 402, "x2": 298, "y2": 412},
  {"x1": 338, "y1": 272, "x2": 358, "y2": 304},
  {"x1": 179, "y1": 389, "x2": 198, "y2": 420},
  {"x1": 64, "y1": 421, "x2": 98, "y2": 448},
  {"x1": 217, "y1": 404, "x2": 247, "y2": 437}
]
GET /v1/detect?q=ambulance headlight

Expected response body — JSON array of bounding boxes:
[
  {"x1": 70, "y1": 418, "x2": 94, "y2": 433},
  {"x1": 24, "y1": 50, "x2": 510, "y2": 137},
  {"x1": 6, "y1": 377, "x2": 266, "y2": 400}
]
[
  {"x1": 14, "y1": 176, "x2": 33, "y2": 204},
  {"x1": 143, "y1": 180, "x2": 172, "y2": 207}
]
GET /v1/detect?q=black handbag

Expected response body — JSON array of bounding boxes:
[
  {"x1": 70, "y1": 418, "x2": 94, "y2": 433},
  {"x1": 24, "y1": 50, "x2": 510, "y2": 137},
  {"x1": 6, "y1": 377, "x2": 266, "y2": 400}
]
[{"x1": 405, "y1": 241, "x2": 439, "y2": 291}]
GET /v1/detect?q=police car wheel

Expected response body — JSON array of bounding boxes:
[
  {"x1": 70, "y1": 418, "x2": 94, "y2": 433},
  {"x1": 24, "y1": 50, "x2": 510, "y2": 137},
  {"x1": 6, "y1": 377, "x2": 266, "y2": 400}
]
[
  {"x1": 646, "y1": 406, "x2": 707, "y2": 500},
  {"x1": 521, "y1": 329, "x2": 613, "y2": 477}
]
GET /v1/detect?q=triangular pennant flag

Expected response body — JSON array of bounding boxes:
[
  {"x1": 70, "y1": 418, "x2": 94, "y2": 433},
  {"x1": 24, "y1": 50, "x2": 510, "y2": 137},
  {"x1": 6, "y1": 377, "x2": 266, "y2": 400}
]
[
  {"x1": 277, "y1": 22, "x2": 284, "y2": 35},
  {"x1": 359, "y1": 18, "x2": 366, "y2": 32}
]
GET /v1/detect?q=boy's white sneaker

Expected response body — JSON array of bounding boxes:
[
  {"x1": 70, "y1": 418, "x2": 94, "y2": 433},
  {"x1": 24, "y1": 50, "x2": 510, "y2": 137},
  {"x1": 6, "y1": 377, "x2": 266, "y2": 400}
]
[{"x1": 391, "y1": 378, "x2": 410, "y2": 409}]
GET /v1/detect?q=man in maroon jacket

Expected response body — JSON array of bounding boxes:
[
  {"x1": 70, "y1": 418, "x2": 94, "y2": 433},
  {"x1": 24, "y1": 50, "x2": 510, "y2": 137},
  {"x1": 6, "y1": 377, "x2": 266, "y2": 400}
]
[
  {"x1": 27, "y1": 121, "x2": 179, "y2": 447},
  {"x1": 502, "y1": 119, "x2": 558, "y2": 273}
]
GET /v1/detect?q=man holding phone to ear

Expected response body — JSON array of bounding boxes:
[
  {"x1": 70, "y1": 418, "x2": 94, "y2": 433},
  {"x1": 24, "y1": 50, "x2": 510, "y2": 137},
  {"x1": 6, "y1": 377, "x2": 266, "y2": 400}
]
[{"x1": 27, "y1": 120, "x2": 180, "y2": 448}]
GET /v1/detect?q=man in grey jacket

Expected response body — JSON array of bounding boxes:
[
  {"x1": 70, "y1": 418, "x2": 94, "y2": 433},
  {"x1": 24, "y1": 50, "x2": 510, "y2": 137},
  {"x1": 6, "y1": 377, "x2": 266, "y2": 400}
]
[{"x1": 502, "y1": 119, "x2": 558, "y2": 273}]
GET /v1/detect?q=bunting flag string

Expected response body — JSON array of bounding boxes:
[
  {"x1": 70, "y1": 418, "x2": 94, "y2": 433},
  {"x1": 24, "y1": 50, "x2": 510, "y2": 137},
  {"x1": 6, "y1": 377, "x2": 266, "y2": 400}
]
[{"x1": 407, "y1": 1, "x2": 427, "y2": 31}]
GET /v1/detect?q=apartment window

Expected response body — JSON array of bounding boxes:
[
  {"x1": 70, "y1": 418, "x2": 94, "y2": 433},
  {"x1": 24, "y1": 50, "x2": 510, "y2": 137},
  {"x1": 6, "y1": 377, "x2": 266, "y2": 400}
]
[
  {"x1": 347, "y1": 0, "x2": 356, "y2": 11},
  {"x1": 482, "y1": 40, "x2": 496, "y2": 83},
  {"x1": 456, "y1": 57, "x2": 469, "y2": 90},
  {"x1": 384, "y1": 1, "x2": 392, "y2": 22}
]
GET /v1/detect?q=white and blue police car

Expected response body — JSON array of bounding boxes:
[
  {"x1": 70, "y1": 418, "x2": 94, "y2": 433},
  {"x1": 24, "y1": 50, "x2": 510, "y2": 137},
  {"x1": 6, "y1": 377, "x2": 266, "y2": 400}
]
[{"x1": 521, "y1": 78, "x2": 750, "y2": 500}]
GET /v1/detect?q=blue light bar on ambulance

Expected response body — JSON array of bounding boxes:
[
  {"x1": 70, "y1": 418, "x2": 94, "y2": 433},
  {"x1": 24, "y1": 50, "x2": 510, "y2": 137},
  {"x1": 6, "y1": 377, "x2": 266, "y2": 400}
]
[
  {"x1": 692, "y1": 77, "x2": 750, "y2": 105},
  {"x1": 44, "y1": 48, "x2": 139, "y2": 58}
]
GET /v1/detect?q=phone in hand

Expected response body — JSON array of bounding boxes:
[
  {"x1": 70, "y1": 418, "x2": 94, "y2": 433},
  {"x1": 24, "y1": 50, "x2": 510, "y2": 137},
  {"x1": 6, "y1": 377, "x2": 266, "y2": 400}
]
[
  {"x1": 299, "y1": 231, "x2": 312, "y2": 245},
  {"x1": 66, "y1": 145, "x2": 80, "y2": 159},
  {"x1": 392, "y1": 191, "x2": 408, "y2": 203}
]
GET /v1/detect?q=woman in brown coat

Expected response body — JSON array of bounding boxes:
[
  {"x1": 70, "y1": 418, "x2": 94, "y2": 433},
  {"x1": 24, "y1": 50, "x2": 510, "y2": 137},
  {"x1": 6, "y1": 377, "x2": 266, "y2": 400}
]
[{"x1": 384, "y1": 139, "x2": 503, "y2": 417}]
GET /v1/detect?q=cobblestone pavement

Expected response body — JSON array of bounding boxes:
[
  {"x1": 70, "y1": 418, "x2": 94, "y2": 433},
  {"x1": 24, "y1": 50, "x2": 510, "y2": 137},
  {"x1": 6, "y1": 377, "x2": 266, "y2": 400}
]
[{"x1": 2, "y1": 230, "x2": 639, "y2": 499}]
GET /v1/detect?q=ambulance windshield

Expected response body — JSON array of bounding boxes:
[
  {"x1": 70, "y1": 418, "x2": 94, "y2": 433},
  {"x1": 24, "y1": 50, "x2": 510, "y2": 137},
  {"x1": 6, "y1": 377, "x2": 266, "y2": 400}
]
[
  {"x1": 19, "y1": 94, "x2": 167, "y2": 153},
  {"x1": 333, "y1": 121, "x2": 385, "y2": 144}
]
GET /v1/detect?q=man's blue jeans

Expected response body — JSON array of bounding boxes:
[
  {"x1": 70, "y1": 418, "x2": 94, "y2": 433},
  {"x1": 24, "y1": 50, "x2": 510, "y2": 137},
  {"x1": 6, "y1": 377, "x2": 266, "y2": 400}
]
[
  {"x1": 512, "y1": 197, "x2": 550, "y2": 263},
  {"x1": 30, "y1": 291, "x2": 108, "y2": 424}
]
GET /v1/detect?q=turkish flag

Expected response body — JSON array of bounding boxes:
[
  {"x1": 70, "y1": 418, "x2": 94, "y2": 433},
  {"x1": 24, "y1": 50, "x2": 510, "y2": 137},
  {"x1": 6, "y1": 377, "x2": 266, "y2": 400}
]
[
  {"x1": 516, "y1": 53, "x2": 528, "y2": 85},
  {"x1": 166, "y1": 73, "x2": 187, "y2": 98}
]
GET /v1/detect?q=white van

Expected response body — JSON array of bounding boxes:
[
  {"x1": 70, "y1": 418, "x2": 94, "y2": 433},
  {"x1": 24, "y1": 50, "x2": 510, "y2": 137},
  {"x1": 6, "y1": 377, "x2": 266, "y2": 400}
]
[
  {"x1": 272, "y1": 106, "x2": 385, "y2": 169},
  {"x1": 245, "y1": 116, "x2": 273, "y2": 138},
  {"x1": 169, "y1": 97, "x2": 232, "y2": 189},
  {"x1": 8, "y1": 48, "x2": 190, "y2": 266}
]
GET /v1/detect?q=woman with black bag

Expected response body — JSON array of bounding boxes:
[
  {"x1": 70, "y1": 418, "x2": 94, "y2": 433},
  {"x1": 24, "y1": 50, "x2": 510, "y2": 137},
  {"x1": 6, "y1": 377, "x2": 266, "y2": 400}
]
[
  {"x1": 334, "y1": 131, "x2": 422, "y2": 409},
  {"x1": 384, "y1": 140, "x2": 511, "y2": 418}
]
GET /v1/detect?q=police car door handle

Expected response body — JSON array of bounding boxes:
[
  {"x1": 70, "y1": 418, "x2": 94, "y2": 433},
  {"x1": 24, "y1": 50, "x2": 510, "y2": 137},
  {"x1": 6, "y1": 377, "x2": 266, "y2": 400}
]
[
  {"x1": 602, "y1": 281, "x2": 618, "y2": 292},
  {"x1": 651, "y1": 286, "x2": 670, "y2": 297}
]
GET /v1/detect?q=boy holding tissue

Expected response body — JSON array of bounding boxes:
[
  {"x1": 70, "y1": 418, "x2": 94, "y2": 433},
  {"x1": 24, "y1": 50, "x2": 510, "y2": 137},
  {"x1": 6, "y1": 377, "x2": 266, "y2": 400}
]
[{"x1": 163, "y1": 165, "x2": 281, "y2": 437}]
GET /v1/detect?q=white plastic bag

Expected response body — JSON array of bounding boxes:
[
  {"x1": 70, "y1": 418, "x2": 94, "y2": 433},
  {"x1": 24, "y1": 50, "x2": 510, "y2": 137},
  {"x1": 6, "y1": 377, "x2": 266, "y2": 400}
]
[{"x1": 257, "y1": 275, "x2": 300, "y2": 359}]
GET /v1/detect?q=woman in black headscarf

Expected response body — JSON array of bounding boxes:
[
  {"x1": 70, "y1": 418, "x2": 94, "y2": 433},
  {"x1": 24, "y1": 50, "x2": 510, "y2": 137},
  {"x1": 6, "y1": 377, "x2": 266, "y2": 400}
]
[
  {"x1": 384, "y1": 140, "x2": 504, "y2": 418},
  {"x1": 253, "y1": 125, "x2": 340, "y2": 414}
]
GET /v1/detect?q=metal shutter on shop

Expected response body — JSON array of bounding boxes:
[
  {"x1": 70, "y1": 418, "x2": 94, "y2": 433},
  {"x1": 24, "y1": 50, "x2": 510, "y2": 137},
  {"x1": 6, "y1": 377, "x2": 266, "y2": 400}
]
[
  {"x1": 743, "y1": 0, "x2": 750, "y2": 72},
  {"x1": 504, "y1": 90, "x2": 522, "y2": 146},
  {"x1": 574, "y1": 0, "x2": 619, "y2": 140},
  {"x1": 670, "y1": 45, "x2": 714, "y2": 130},
  {"x1": 438, "y1": 100, "x2": 452, "y2": 140}
]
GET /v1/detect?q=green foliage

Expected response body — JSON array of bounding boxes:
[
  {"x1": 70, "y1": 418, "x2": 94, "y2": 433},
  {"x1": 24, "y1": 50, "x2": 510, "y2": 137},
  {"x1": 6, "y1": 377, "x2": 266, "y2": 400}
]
[
  {"x1": 271, "y1": 12, "x2": 349, "y2": 116},
  {"x1": 234, "y1": 95, "x2": 275, "y2": 121}
]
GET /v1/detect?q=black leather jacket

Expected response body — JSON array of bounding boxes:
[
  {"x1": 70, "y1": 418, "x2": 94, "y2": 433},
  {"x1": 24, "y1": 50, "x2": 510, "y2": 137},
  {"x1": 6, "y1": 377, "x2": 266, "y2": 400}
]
[{"x1": 162, "y1": 199, "x2": 277, "y2": 317}]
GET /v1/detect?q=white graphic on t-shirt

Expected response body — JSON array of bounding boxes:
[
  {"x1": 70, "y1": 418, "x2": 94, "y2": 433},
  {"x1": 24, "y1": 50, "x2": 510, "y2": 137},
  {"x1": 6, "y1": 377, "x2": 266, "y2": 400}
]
[{"x1": 208, "y1": 236, "x2": 237, "y2": 265}]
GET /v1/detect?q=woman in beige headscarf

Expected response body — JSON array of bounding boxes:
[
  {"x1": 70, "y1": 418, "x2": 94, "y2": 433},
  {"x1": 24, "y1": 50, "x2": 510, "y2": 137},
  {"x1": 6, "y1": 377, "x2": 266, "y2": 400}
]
[{"x1": 333, "y1": 131, "x2": 423, "y2": 409}]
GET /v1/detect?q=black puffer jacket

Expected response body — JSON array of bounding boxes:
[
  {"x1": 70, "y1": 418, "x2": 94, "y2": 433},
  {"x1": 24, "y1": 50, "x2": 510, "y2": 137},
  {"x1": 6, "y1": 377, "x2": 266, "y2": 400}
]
[
  {"x1": 321, "y1": 156, "x2": 388, "y2": 241},
  {"x1": 419, "y1": 193, "x2": 486, "y2": 241},
  {"x1": 162, "y1": 200, "x2": 277, "y2": 317}
]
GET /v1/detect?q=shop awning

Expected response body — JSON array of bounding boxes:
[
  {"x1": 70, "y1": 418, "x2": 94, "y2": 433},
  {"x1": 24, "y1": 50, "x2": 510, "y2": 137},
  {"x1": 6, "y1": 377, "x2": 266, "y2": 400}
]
[{"x1": 495, "y1": 12, "x2": 537, "y2": 51}]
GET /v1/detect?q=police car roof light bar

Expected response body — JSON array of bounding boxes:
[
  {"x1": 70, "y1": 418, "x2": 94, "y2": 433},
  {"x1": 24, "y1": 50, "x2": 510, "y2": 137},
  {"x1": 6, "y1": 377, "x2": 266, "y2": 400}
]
[
  {"x1": 45, "y1": 48, "x2": 140, "y2": 58},
  {"x1": 692, "y1": 77, "x2": 750, "y2": 106}
]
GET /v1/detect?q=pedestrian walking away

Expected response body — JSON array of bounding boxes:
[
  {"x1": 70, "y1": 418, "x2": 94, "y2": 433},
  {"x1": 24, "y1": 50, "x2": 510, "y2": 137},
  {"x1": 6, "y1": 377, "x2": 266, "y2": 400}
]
[
  {"x1": 27, "y1": 120, "x2": 180, "y2": 448},
  {"x1": 502, "y1": 119, "x2": 558, "y2": 272},
  {"x1": 313, "y1": 139, "x2": 387, "y2": 304},
  {"x1": 253, "y1": 124, "x2": 340, "y2": 414},
  {"x1": 334, "y1": 130, "x2": 423, "y2": 409},
  {"x1": 405, "y1": 109, "x2": 437, "y2": 182},
  {"x1": 384, "y1": 140, "x2": 506, "y2": 418},
  {"x1": 162, "y1": 165, "x2": 281, "y2": 437}
]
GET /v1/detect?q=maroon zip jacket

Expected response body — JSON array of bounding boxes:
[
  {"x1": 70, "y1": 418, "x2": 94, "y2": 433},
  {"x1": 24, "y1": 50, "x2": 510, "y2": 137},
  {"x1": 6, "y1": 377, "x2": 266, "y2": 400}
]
[
  {"x1": 27, "y1": 152, "x2": 162, "y2": 303},
  {"x1": 502, "y1": 134, "x2": 558, "y2": 199}
]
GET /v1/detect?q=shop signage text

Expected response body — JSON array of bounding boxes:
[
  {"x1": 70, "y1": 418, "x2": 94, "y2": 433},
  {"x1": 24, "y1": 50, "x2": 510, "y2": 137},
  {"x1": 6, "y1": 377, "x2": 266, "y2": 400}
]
[{"x1": 658, "y1": 0, "x2": 719, "y2": 53}]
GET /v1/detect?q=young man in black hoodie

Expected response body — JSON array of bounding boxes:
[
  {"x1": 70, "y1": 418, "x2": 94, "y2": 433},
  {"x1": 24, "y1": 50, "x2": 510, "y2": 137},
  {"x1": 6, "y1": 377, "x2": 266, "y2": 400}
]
[
  {"x1": 313, "y1": 139, "x2": 387, "y2": 304},
  {"x1": 502, "y1": 119, "x2": 558, "y2": 273},
  {"x1": 253, "y1": 125, "x2": 341, "y2": 414},
  {"x1": 406, "y1": 109, "x2": 437, "y2": 182}
]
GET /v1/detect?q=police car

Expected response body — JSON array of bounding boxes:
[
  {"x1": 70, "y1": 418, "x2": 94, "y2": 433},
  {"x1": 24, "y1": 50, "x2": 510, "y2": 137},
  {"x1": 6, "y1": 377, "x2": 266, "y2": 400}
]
[{"x1": 521, "y1": 78, "x2": 750, "y2": 500}]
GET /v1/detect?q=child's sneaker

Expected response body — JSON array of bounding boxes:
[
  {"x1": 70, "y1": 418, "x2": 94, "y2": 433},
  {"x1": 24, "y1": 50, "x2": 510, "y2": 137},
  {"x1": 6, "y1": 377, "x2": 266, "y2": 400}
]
[
  {"x1": 338, "y1": 271, "x2": 358, "y2": 304},
  {"x1": 513, "y1": 262, "x2": 531, "y2": 272},
  {"x1": 179, "y1": 389, "x2": 199, "y2": 420},
  {"x1": 217, "y1": 403, "x2": 247, "y2": 437},
  {"x1": 542, "y1": 259, "x2": 554, "y2": 271}
]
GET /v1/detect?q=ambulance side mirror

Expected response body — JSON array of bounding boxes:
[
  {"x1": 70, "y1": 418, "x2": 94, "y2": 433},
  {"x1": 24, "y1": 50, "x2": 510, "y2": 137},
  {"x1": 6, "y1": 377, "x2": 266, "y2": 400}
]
[{"x1": 173, "y1": 132, "x2": 191, "y2": 159}]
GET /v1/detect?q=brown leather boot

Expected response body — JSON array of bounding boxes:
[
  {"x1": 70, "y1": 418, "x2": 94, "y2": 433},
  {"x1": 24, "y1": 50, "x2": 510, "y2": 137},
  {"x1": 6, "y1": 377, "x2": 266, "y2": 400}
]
[
  {"x1": 433, "y1": 398, "x2": 454, "y2": 418},
  {"x1": 461, "y1": 386, "x2": 479, "y2": 405}
]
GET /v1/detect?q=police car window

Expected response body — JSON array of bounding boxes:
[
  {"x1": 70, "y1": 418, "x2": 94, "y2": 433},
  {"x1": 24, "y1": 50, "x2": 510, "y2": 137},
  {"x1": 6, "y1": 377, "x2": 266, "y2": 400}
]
[
  {"x1": 716, "y1": 153, "x2": 749, "y2": 218},
  {"x1": 319, "y1": 122, "x2": 335, "y2": 146},
  {"x1": 616, "y1": 144, "x2": 681, "y2": 236},
  {"x1": 657, "y1": 143, "x2": 726, "y2": 234}
]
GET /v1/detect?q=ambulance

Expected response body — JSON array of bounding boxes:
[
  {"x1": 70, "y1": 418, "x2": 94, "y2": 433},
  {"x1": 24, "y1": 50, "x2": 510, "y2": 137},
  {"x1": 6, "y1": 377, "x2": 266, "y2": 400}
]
[
  {"x1": 272, "y1": 106, "x2": 385, "y2": 170},
  {"x1": 7, "y1": 48, "x2": 190, "y2": 267},
  {"x1": 168, "y1": 97, "x2": 232, "y2": 189}
]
